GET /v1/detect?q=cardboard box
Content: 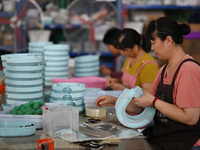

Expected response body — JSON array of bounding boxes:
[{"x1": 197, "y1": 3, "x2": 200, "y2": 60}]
[
  {"x1": 189, "y1": 23, "x2": 200, "y2": 31},
  {"x1": 3, "y1": 33, "x2": 14, "y2": 46}
]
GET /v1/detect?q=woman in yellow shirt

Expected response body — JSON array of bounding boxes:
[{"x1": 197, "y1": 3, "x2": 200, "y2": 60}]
[{"x1": 106, "y1": 28, "x2": 159, "y2": 92}]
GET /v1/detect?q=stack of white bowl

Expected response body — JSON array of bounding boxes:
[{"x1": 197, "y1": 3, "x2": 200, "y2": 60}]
[
  {"x1": 43, "y1": 44, "x2": 70, "y2": 86},
  {"x1": 1, "y1": 53, "x2": 43, "y2": 104},
  {"x1": 74, "y1": 55, "x2": 100, "y2": 77},
  {"x1": 49, "y1": 83, "x2": 85, "y2": 112},
  {"x1": 28, "y1": 42, "x2": 53, "y2": 58}
]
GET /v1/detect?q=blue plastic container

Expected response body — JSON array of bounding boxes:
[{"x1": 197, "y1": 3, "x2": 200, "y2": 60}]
[{"x1": 0, "y1": 121, "x2": 36, "y2": 137}]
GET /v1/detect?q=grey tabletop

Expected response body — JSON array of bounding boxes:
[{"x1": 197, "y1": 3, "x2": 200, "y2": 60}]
[
  {"x1": 0, "y1": 115, "x2": 153, "y2": 150},
  {"x1": 0, "y1": 129, "x2": 153, "y2": 150}
]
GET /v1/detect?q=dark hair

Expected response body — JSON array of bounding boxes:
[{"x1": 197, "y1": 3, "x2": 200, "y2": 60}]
[
  {"x1": 115, "y1": 28, "x2": 151, "y2": 52},
  {"x1": 103, "y1": 27, "x2": 121, "y2": 45},
  {"x1": 145, "y1": 17, "x2": 191, "y2": 44},
  {"x1": 141, "y1": 34, "x2": 151, "y2": 52}
]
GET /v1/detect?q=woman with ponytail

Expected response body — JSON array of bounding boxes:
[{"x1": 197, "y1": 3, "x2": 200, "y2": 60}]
[
  {"x1": 96, "y1": 17, "x2": 200, "y2": 150},
  {"x1": 133, "y1": 17, "x2": 200, "y2": 150}
]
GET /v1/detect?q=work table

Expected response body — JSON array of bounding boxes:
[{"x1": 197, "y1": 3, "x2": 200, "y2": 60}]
[
  {"x1": 0, "y1": 129, "x2": 153, "y2": 150},
  {"x1": 0, "y1": 90, "x2": 153, "y2": 150}
]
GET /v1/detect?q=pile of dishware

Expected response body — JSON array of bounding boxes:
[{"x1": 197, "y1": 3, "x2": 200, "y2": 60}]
[
  {"x1": 28, "y1": 41, "x2": 53, "y2": 57},
  {"x1": 49, "y1": 83, "x2": 85, "y2": 112},
  {"x1": 74, "y1": 55, "x2": 99, "y2": 77},
  {"x1": 43, "y1": 44, "x2": 70, "y2": 86},
  {"x1": 1, "y1": 53, "x2": 43, "y2": 104}
]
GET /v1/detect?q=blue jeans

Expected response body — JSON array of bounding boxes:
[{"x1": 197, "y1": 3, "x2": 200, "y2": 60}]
[{"x1": 190, "y1": 146, "x2": 200, "y2": 150}]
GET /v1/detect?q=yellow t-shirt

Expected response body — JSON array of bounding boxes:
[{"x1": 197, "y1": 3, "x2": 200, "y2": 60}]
[{"x1": 121, "y1": 53, "x2": 159, "y2": 87}]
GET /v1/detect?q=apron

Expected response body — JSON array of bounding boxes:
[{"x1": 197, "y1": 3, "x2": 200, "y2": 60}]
[
  {"x1": 143, "y1": 58, "x2": 200, "y2": 150},
  {"x1": 121, "y1": 59, "x2": 158, "y2": 89}
]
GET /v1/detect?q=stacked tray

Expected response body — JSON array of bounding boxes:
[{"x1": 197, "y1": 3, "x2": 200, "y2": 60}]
[
  {"x1": 50, "y1": 83, "x2": 85, "y2": 112},
  {"x1": 28, "y1": 42, "x2": 53, "y2": 57},
  {"x1": 74, "y1": 55, "x2": 100, "y2": 77},
  {"x1": 1, "y1": 54, "x2": 43, "y2": 104},
  {"x1": 43, "y1": 44, "x2": 70, "y2": 86}
]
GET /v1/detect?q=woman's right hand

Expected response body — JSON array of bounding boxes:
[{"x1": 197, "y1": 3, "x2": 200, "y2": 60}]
[
  {"x1": 95, "y1": 95, "x2": 117, "y2": 107},
  {"x1": 105, "y1": 78, "x2": 120, "y2": 88}
]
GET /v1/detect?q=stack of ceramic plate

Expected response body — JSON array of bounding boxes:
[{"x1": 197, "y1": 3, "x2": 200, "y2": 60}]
[
  {"x1": 74, "y1": 55, "x2": 100, "y2": 77},
  {"x1": 49, "y1": 83, "x2": 85, "y2": 112},
  {"x1": 1, "y1": 53, "x2": 34, "y2": 74},
  {"x1": 28, "y1": 42, "x2": 53, "y2": 58},
  {"x1": 2, "y1": 53, "x2": 43, "y2": 104},
  {"x1": 43, "y1": 44, "x2": 70, "y2": 86}
]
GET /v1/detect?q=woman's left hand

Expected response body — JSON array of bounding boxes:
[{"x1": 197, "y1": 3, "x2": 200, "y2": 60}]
[{"x1": 134, "y1": 90, "x2": 155, "y2": 108}]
